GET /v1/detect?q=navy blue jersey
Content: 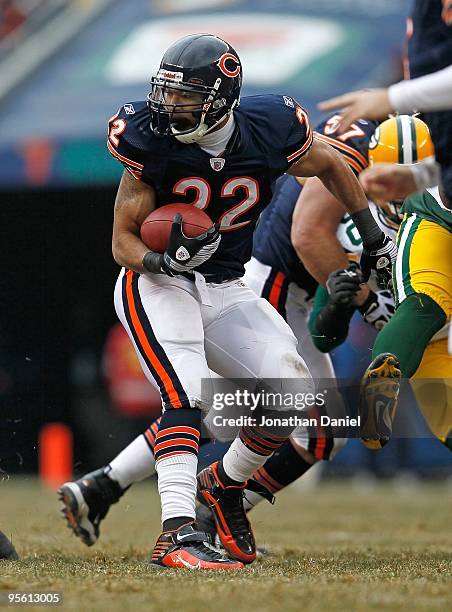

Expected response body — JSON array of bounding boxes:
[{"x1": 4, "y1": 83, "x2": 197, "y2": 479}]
[
  {"x1": 407, "y1": 0, "x2": 452, "y2": 200},
  {"x1": 107, "y1": 95, "x2": 313, "y2": 281},
  {"x1": 253, "y1": 115, "x2": 378, "y2": 292}
]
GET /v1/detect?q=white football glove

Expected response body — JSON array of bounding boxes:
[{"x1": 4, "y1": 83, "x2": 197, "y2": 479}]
[{"x1": 359, "y1": 289, "x2": 395, "y2": 331}]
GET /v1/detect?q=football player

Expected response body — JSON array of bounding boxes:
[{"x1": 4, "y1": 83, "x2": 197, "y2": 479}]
[
  {"x1": 200, "y1": 114, "x2": 451, "y2": 541},
  {"x1": 305, "y1": 117, "x2": 451, "y2": 449},
  {"x1": 59, "y1": 34, "x2": 397, "y2": 569},
  {"x1": 319, "y1": 0, "x2": 452, "y2": 361},
  {"x1": 57, "y1": 111, "x2": 395, "y2": 555},
  {"x1": 357, "y1": 125, "x2": 452, "y2": 448},
  {"x1": 202, "y1": 114, "x2": 451, "y2": 536}
]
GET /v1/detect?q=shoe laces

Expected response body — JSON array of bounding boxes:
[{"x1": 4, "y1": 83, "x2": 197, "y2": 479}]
[{"x1": 190, "y1": 538, "x2": 228, "y2": 561}]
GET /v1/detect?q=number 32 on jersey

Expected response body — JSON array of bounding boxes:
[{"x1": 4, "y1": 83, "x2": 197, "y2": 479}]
[
  {"x1": 172, "y1": 177, "x2": 260, "y2": 232},
  {"x1": 108, "y1": 117, "x2": 259, "y2": 232}
]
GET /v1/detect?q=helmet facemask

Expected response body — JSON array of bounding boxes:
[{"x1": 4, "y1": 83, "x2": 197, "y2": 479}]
[
  {"x1": 379, "y1": 200, "x2": 404, "y2": 226},
  {"x1": 148, "y1": 72, "x2": 231, "y2": 144}
]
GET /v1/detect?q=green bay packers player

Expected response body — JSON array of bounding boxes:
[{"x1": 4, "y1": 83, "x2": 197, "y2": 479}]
[
  {"x1": 309, "y1": 116, "x2": 452, "y2": 449},
  {"x1": 362, "y1": 116, "x2": 451, "y2": 448}
]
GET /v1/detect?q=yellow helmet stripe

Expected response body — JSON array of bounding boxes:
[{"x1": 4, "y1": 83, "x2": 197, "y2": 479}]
[{"x1": 397, "y1": 115, "x2": 413, "y2": 164}]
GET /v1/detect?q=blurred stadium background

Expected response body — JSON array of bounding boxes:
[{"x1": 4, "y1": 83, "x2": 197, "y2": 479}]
[{"x1": 1, "y1": 0, "x2": 451, "y2": 487}]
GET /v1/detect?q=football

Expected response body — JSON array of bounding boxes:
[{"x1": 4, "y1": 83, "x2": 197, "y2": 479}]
[{"x1": 140, "y1": 204, "x2": 214, "y2": 253}]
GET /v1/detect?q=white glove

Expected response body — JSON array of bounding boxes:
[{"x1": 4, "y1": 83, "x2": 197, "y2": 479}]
[{"x1": 359, "y1": 289, "x2": 395, "y2": 331}]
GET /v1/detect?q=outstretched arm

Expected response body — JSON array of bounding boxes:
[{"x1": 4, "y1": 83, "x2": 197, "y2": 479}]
[
  {"x1": 288, "y1": 137, "x2": 397, "y2": 284},
  {"x1": 288, "y1": 138, "x2": 382, "y2": 248},
  {"x1": 288, "y1": 138, "x2": 369, "y2": 215},
  {"x1": 291, "y1": 176, "x2": 353, "y2": 284},
  {"x1": 317, "y1": 65, "x2": 452, "y2": 133}
]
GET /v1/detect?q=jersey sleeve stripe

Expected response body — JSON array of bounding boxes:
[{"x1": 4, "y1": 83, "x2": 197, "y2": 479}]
[
  {"x1": 293, "y1": 99, "x2": 311, "y2": 126},
  {"x1": 107, "y1": 140, "x2": 144, "y2": 171},
  {"x1": 295, "y1": 105, "x2": 313, "y2": 142},
  {"x1": 125, "y1": 168, "x2": 143, "y2": 180},
  {"x1": 314, "y1": 133, "x2": 368, "y2": 170},
  {"x1": 294, "y1": 104, "x2": 311, "y2": 132},
  {"x1": 338, "y1": 154, "x2": 363, "y2": 175},
  {"x1": 287, "y1": 129, "x2": 314, "y2": 163}
]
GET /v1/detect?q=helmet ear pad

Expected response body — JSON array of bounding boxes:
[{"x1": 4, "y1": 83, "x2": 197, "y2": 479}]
[{"x1": 148, "y1": 34, "x2": 242, "y2": 141}]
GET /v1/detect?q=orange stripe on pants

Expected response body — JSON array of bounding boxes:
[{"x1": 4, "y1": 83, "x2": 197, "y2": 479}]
[
  {"x1": 268, "y1": 272, "x2": 285, "y2": 310},
  {"x1": 125, "y1": 270, "x2": 183, "y2": 408}
]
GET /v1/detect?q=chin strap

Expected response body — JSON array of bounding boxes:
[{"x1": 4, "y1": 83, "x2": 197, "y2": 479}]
[
  {"x1": 173, "y1": 112, "x2": 229, "y2": 144},
  {"x1": 173, "y1": 100, "x2": 238, "y2": 144},
  {"x1": 173, "y1": 122, "x2": 210, "y2": 144}
]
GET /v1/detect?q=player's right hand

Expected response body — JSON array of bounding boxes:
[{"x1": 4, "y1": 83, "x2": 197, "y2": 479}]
[
  {"x1": 317, "y1": 88, "x2": 394, "y2": 134},
  {"x1": 161, "y1": 213, "x2": 221, "y2": 276},
  {"x1": 326, "y1": 263, "x2": 364, "y2": 306},
  {"x1": 360, "y1": 234, "x2": 397, "y2": 289}
]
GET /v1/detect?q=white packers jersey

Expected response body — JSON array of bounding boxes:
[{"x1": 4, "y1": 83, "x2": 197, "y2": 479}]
[
  {"x1": 337, "y1": 200, "x2": 448, "y2": 342},
  {"x1": 336, "y1": 201, "x2": 398, "y2": 293},
  {"x1": 336, "y1": 201, "x2": 398, "y2": 254}
]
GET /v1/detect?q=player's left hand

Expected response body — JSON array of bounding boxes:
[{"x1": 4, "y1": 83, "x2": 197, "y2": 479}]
[
  {"x1": 360, "y1": 234, "x2": 397, "y2": 289},
  {"x1": 162, "y1": 213, "x2": 221, "y2": 275},
  {"x1": 326, "y1": 263, "x2": 364, "y2": 306},
  {"x1": 317, "y1": 89, "x2": 394, "y2": 134},
  {"x1": 359, "y1": 289, "x2": 395, "y2": 331}
]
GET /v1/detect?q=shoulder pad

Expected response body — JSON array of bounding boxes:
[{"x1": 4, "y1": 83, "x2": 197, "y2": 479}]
[
  {"x1": 107, "y1": 101, "x2": 154, "y2": 179},
  {"x1": 238, "y1": 95, "x2": 313, "y2": 168}
]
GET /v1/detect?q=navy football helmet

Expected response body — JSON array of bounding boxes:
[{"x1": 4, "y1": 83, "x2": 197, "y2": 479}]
[{"x1": 148, "y1": 34, "x2": 242, "y2": 143}]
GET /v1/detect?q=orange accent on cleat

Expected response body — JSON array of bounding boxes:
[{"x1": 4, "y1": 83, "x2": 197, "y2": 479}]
[
  {"x1": 161, "y1": 548, "x2": 243, "y2": 570},
  {"x1": 151, "y1": 523, "x2": 244, "y2": 570},
  {"x1": 200, "y1": 490, "x2": 256, "y2": 564},
  {"x1": 197, "y1": 462, "x2": 256, "y2": 564}
]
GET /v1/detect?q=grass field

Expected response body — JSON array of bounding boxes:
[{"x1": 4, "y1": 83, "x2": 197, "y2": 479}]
[{"x1": 1, "y1": 478, "x2": 451, "y2": 611}]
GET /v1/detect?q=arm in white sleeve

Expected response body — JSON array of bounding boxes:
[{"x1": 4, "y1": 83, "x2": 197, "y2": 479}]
[
  {"x1": 388, "y1": 65, "x2": 452, "y2": 113},
  {"x1": 410, "y1": 156, "x2": 441, "y2": 190}
]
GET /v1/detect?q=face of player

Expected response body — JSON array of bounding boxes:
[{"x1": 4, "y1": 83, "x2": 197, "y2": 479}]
[{"x1": 162, "y1": 87, "x2": 204, "y2": 131}]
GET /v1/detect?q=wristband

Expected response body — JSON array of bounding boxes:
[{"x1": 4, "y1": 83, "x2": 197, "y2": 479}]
[
  {"x1": 142, "y1": 251, "x2": 164, "y2": 274},
  {"x1": 410, "y1": 157, "x2": 440, "y2": 190},
  {"x1": 316, "y1": 301, "x2": 355, "y2": 340},
  {"x1": 350, "y1": 208, "x2": 384, "y2": 250}
]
